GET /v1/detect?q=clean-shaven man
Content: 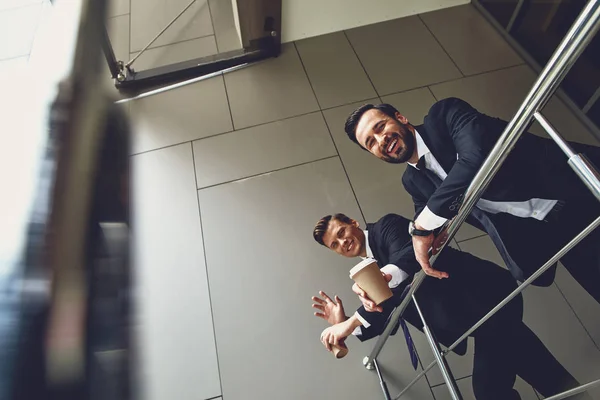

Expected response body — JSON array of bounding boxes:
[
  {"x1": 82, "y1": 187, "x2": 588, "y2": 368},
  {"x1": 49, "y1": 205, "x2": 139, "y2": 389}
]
[{"x1": 311, "y1": 212, "x2": 585, "y2": 400}]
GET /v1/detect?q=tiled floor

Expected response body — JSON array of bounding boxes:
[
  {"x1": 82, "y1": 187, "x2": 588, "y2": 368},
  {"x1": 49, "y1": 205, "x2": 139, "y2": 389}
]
[{"x1": 3, "y1": 1, "x2": 600, "y2": 400}]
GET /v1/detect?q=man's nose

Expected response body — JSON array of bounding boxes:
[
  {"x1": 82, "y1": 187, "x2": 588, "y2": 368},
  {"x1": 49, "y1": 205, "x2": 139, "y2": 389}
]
[{"x1": 375, "y1": 132, "x2": 387, "y2": 147}]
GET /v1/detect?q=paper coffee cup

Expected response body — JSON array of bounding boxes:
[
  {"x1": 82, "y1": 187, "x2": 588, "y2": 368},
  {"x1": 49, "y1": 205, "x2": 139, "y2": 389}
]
[
  {"x1": 332, "y1": 342, "x2": 348, "y2": 359},
  {"x1": 349, "y1": 258, "x2": 393, "y2": 305}
]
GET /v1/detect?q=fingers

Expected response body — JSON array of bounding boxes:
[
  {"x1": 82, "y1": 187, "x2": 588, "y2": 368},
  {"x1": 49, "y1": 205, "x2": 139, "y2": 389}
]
[
  {"x1": 422, "y1": 263, "x2": 449, "y2": 279},
  {"x1": 319, "y1": 291, "x2": 333, "y2": 303},
  {"x1": 352, "y1": 283, "x2": 366, "y2": 297},
  {"x1": 361, "y1": 296, "x2": 382, "y2": 312},
  {"x1": 321, "y1": 331, "x2": 332, "y2": 352},
  {"x1": 311, "y1": 295, "x2": 325, "y2": 305},
  {"x1": 383, "y1": 273, "x2": 392, "y2": 283},
  {"x1": 312, "y1": 303, "x2": 325, "y2": 311},
  {"x1": 314, "y1": 312, "x2": 326, "y2": 320}
]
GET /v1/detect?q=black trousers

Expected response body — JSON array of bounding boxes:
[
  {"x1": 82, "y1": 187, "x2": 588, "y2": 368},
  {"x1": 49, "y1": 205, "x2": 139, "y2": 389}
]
[
  {"x1": 472, "y1": 322, "x2": 580, "y2": 400},
  {"x1": 403, "y1": 249, "x2": 580, "y2": 400}
]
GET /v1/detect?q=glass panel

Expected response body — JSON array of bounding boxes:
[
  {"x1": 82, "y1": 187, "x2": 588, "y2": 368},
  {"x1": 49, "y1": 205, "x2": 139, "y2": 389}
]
[
  {"x1": 478, "y1": 0, "x2": 520, "y2": 28},
  {"x1": 511, "y1": 0, "x2": 600, "y2": 108}
]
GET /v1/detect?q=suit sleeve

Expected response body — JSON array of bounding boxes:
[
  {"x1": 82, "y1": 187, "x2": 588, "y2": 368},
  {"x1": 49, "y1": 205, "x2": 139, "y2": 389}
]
[
  {"x1": 379, "y1": 215, "x2": 421, "y2": 275},
  {"x1": 354, "y1": 285, "x2": 405, "y2": 342},
  {"x1": 421, "y1": 98, "x2": 496, "y2": 220}
]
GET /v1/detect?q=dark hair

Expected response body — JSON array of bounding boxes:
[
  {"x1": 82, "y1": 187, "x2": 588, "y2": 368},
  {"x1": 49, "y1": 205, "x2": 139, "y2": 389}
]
[
  {"x1": 344, "y1": 103, "x2": 401, "y2": 146},
  {"x1": 313, "y1": 213, "x2": 353, "y2": 246}
]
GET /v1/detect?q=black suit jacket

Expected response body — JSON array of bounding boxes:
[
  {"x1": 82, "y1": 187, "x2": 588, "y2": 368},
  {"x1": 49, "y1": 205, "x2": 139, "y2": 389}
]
[
  {"x1": 402, "y1": 97, "x2": 600, "y2": 284},
  {"x1": 353, "y1": 214, "x2": 522, "y2": 356}
]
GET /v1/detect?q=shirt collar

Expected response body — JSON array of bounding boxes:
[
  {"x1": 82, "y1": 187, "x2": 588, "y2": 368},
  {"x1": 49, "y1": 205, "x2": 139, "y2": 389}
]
[
  {"x1": 363, "y1": 230, "x2": 374, "y2": 259},
  {"x1": 407, "y1": 129, "x2": 430, "y2": 170}
]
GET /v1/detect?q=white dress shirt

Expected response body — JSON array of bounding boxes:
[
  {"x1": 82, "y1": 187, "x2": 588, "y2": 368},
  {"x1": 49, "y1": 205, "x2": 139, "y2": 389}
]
[
  {"x1": 352, "y1": 230, "x2": 409, "y2": 336},
  {"x1": 408, "y1": 130, "x2": 558, "y2": 231}
]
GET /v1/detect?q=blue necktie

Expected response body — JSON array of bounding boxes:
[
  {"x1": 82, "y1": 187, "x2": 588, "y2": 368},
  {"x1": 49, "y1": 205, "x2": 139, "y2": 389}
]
[{"x1": 387, "y1": 284, "x2": 419, "y2": 370}]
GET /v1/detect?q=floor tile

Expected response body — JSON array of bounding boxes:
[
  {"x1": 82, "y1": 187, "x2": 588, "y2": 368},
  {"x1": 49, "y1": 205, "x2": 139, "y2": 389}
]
[
  {"x1": 130, "y1": 75, "x2": 232, "y2": 154},
  {"x1": 425, "y1": 338, "x2": 474, "y2": 386},
  {"x1": 345, "y1": 16, "x2": 461, "y2": 96},
  {"x1": 322, "y1": 90, "x2": 436, "y2": 224},
  {"x1": 198, "y1": 157, "x2": 434, "y2": 400},
  {"x1": 420, "y1": 4, "x2": 522, "y2": 76},
  {"x1": 132, "y1": 143, "x2": 221, "y2": 400},
  {"x1": 130, "y1": 0, "x2": 213, "y2": 52},
  {"x1": 458, "y1": 235, "x2": 600, "y2": 399},
  {"x1": 555, "y1": 262, "x2": 600, "y2": 348},
  {"x1": 107, "y1": 0, "x2": 129, "y2": 18},
  {"x1": 295, "y1": 32, "x2": 377, "y2": 109},
  {"x1": 224, "y1": 43, "x2": 319, "y2": 129},
  {"x1": 0, "y1": 0, "x2": 40, "y2": 12},
  {"x1": 208, "y1": 0, "x2": 241, "y2": 53},
  {"x1": 432, "y1": 376, "x2": 539, "y2": 400},
  {"x1": 429, "y1": 65, "x2": 600, "y2": 146},
  {"x1": 0, "y1": 55, "x2": 28, "y2": 72},
  {"x1": 129, "y1": 36, "x2": 217, "y2": 71},
  {"x1": 0, "y1": 3, "x2": 41, "y2": 59},
  {"x1": 192, "y1": 112, "x2": 336, "y2": 188}
]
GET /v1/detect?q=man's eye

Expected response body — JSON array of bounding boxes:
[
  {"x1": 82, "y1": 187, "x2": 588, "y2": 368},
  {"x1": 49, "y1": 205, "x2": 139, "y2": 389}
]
[{"x1": 331, "y1": 242, "x2": 337, "y2": 249}]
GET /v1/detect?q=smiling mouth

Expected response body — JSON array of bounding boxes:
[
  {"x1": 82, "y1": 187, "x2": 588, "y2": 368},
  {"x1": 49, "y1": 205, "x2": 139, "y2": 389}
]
[
  {"x1": 347, "y1": 241, "x2": 354, "y2": 252},
  {"x1": 386, "y1": 138, "x2": 398, "y2": 155}
]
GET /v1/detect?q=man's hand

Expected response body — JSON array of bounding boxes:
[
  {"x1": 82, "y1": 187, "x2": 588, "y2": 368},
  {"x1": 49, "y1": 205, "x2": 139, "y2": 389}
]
[
  {"x1": 320, "y1": 318, "x2": 357, "y2": 352},
  {"x1": 312, "y1": 291, "x2": 347, "y2": 325},
  {"x1": 352, "y1": 272, "x2": 392, "y2": 312},
  {"x1": 412, "y1": 231, "x2": 449, "y2": 279}
]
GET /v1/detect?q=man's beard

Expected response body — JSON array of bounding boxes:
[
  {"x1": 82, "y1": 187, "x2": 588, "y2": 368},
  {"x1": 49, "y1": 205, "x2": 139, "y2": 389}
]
[{"x1": 381, "y1": 123, "x2": 415, "y2": 164}]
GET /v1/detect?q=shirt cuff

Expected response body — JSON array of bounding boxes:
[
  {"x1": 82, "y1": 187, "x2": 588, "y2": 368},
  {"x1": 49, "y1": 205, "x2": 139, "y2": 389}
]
[
  {"x1": 380, "y1": 264, "x2": 409, "y2": 289},
  {"x1": 415, "y1": 206, "x2": 447, "y2": 231},
  {"x1": 354, "y1": 311, "x2": 370, "y2": 329}
]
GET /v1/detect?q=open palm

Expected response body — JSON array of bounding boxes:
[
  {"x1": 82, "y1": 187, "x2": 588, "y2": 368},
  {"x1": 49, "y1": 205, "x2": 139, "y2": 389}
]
[{"x1": 312, "y1": 291, "x2": 346, "y2": 325}]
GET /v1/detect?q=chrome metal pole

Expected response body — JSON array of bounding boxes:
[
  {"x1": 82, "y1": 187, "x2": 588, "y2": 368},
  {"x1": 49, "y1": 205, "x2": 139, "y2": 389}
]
[
  {"x1": 544, "y1": 379, "x2": 600, "y2": 400},
  {"x1": 569, "y1": 154, "x2": 600, "y2": 202},
  {"x1": 363, "y1": 0, "x2": 600, "y2": 369},
  {"x1": 373, "y1": 359, "x2": 393, "y2": 400},
  {"x1": 534, "y1": 112, "x2": 600, "y2": 201},
  {"x1": 534, "y1": 112, "x2": 576, "y2": 157},
  {"x1": 393, "y1": 216, "x2": 600, "y2": 399},
  {"x1": 413, "y1": 295, "x2": 462, "y2": 400}
]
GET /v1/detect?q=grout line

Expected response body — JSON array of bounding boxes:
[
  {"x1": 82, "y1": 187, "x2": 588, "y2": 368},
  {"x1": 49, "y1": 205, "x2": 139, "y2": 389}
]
[
  {"x1": 456, "y1": 232, "x2": 488, "y2": 244},
  {"x1": 293, "y1": 42, "x2": 321, "y2": 109},
  {"x1": 221, "y1": 74, "x2": 236, "y2": 130},
  {"x1": 343, "y1": 30, "x2": 380, "y2": 98},
  {"x1": 191, "y1": 142, "x2": 225, "y2": 398},
  {"x1": 553, "y1": 281, "x2": 600, "y2": 350},
  {"x1": 430, "y1": 374, "x2": 472, "y2": 389},
  {"x1": 426, "y1": 86, "x2": 438, "y2": 101},
  {"x1": 321, "y1": 115, "x2": 368, "y2": 224},
  {"x1": 204, "y1": 396, "x2": 222, "y2": 400},
  {"x1": 197, "y1": 155, "x2": 339, "y2": 191},
  {"x1": 417, "y1": 14, "x2": 464, "y2": 78},
  {"x1": 206, "y1": 0, "x2": 219, "y2": 53},
  {"x1": 293, "y1": 41, "x2": 369, "y2": 223},
  {"x1": 462, "y1": 62, "x2": 525, "y2": 78}
]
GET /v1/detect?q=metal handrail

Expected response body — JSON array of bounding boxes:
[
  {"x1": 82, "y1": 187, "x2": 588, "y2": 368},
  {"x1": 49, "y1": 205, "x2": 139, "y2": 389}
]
[{"x1": 364, "y1": 0, "x2": 600, "y2": 398}]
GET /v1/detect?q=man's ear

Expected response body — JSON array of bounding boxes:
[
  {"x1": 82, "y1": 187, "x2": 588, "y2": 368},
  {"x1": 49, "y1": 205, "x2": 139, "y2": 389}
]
[
  {"x1": 351, "y1": 219, "x2": 360, "y2": 228},
  {"x1": 395, "y1": 111, "x2": 409, "y2": 125}
]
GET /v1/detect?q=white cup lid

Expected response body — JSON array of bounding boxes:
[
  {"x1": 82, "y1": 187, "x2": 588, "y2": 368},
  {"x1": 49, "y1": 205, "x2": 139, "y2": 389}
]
[{"x1": 349, "y1": 258, "x2": 378, "y2": 279}]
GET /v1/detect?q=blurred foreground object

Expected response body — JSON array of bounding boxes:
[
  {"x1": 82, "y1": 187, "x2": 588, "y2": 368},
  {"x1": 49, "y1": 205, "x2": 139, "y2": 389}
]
[{"x1": 0, "y1": 0, "x2": 133, "y2": 399}]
